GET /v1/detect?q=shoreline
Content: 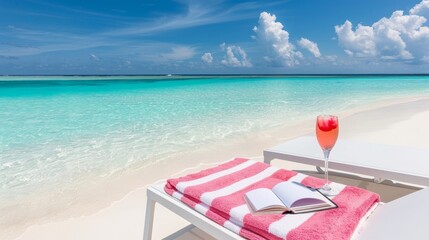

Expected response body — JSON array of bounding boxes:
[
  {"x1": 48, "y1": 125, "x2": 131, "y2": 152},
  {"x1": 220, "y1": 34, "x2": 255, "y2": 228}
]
[{"x1": 4, "y1": 93, "x2": 429, "y2": 239}]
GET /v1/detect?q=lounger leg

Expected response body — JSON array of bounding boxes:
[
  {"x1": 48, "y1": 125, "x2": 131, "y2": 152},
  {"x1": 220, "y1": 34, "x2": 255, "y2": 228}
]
[
  {"x1": 143, "y1": 197, "x2": 156, "y2": 240},
  {"x1": 263, "y1": 152, "x2": 274, "y2": 164}
]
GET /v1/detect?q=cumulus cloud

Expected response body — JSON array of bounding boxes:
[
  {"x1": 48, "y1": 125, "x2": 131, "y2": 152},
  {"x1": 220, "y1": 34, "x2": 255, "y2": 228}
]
[
  {"x1": 410, "y1": 0, "x2": 429, "y2": 17},
  {"x1": 335, "y1": 21, "x2": 376, "y2": 57},
  {"x1": 253, "y1": 12, "x2": 303, "y2": 66},
  {"x1": 220, "y1": 43, "x2": 252, "y2": 67},
  {"x1": 298, "y1": 38, "x2": 321, "y2": 57},
  {"x1": 335, "y1": 1, "x2": 429, "y2": 63},
  {"x1": 201, "y1": 52, "x2": 213, "y2": 63}
]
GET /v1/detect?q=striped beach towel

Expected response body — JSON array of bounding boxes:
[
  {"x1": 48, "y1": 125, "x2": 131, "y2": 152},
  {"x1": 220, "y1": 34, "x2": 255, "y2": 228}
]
[{"x1": 165, "y1": 158, "x2": 380, "y2": 240}]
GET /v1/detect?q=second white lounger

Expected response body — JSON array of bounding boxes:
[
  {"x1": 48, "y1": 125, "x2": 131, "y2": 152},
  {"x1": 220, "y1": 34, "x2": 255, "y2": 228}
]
[{"x1": 264, "y1": 136, "x2": 429, "y2": 186}]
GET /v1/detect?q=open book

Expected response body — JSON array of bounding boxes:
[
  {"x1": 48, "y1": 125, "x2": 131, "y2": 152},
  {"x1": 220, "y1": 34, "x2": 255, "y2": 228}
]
[{"x1": 244, "y1": 181, "x2": 337, "y2": 214}]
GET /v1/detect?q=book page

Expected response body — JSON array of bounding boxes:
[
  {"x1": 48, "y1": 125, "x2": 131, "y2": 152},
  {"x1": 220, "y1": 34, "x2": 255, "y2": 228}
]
[
  {"x1": 245, "y1": 188, "x2": 285, "y2": 212},
  {"x1": 272, "y1": 181, "x2": 327, "y2": 209}
]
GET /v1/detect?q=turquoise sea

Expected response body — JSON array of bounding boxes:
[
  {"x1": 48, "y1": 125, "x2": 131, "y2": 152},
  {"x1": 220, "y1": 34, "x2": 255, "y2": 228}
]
[{"x1": 1, "y1": 75, "x2": 429, "y2": 221}]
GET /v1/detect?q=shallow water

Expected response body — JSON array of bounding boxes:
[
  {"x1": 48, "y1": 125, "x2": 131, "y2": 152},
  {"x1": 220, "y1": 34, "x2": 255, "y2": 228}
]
[{"x1": 1, "y1": 75, "x2": 429, "y2": 211}]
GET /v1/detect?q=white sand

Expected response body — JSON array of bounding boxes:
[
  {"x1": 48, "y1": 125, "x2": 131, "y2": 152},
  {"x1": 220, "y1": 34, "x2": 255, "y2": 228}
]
[{"x1": 11, "y1": 96, "x2": 429, "y2": 240}]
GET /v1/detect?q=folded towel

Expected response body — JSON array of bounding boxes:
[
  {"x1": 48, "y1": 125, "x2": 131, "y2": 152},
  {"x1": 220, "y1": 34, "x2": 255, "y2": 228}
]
[{"x1": 165, "y1": 158, "x2": 380, "y2": 240}]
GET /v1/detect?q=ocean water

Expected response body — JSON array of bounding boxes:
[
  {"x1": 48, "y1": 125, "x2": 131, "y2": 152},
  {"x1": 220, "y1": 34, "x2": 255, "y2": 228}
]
[{"x1": 1, "y1": 75, "x2": 429, "y2": 213}]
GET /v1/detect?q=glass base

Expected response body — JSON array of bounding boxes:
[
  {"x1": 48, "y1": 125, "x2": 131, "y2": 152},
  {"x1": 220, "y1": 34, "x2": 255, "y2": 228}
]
[{"x1": 318, "y1": 184, "x2": 339, "y2": 196}]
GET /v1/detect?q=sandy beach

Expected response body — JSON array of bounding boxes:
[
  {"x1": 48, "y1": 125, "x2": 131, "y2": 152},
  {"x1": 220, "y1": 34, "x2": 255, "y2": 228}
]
[{"x1": 7, "y1": 95, "x2": 429, "y2": 240}]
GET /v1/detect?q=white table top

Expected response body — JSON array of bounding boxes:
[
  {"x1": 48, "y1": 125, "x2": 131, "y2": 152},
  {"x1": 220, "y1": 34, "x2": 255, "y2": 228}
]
[{"x1": 264, "y1": 136, "x2": 429, "y2": 186}]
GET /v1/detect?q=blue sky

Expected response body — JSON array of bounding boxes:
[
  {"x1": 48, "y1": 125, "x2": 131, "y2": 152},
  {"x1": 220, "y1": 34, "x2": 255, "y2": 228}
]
[{"x1": 1, "y1": 0, "x2": 429, "y2": 74}]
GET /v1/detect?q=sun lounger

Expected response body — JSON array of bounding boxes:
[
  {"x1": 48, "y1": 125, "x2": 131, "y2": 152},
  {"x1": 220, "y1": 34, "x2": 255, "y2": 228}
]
[
  {"x1": 264, "y1": 136, "x2": 429, "y2": 186},
  {"x1": 144, "y1": 180, "x2": 429, "y2": 240},
  {"x1": 144, "y1": 138, "x2": 429, "y2": 239}
]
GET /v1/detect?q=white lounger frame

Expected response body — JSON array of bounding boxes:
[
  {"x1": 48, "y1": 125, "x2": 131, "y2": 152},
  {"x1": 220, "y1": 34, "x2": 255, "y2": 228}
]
[
  {"x1": 144, "y1": 182, "x2": 244, "y2": 240},
  {"x1": 144, "y1": 137, "x2": 429, "y2": 240},
  {"x1": 263, "y1": 136, "x2": 429, "y2": 186}
]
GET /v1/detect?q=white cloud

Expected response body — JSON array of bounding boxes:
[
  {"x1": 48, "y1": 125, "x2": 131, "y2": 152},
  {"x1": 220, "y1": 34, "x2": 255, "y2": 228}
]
[
  {"x1": 160, "y1": 46, "x2": 196, "y2": 61},
  {"x1": 410, "y1": 0, "x2": 429, "y2": 17},
  {"x1": 253, "y1": 12, "x2": 302, "y2": 66},
  {"x1": 335, "y1": 1, "x2": 429, "y2": 63},
  {"x1": 335, "y1": 20, "x2": 376, "y2": 57},
  {"x1": 201, "y1": 52, "x2": 213, "y2": 63},
  {"x1": 220, "y1": 43, "x2": 252, "y2": 67},
  {"x1": 298, "y1": 38, "x2": 321, "y2": 57}
]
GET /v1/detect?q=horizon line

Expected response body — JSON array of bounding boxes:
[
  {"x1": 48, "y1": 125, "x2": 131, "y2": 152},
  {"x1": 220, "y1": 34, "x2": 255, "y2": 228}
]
[{"x1": 2, "y1": 73, "x2": 429, "y2": 77}]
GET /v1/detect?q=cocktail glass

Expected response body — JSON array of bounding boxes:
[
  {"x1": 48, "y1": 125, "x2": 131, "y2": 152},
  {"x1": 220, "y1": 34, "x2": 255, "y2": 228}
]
[{"x1": 316, "y1": 115, "x2": 339, "y2": 195}]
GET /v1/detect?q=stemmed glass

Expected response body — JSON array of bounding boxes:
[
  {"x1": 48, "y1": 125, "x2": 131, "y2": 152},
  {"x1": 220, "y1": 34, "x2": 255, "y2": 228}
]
[{"x1": 316, "y1": 115, "x2": 339, "y2": 195}]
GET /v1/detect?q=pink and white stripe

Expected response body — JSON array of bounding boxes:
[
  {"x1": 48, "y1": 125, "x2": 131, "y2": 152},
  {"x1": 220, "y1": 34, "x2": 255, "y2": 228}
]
[{"x1": 165, "y1": 158, "x2": 380, "y2": 240}]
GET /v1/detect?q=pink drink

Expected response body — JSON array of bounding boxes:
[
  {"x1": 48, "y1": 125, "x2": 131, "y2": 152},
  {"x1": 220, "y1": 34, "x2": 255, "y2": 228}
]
[{"x1": 316, "y1": 115, "x2": 339, "y2": 150}]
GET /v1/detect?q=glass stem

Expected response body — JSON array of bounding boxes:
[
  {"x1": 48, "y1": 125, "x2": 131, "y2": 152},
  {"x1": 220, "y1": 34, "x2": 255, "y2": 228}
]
[{"x1": 323, "y1": 149, "x2": 331, "y2": 188}]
